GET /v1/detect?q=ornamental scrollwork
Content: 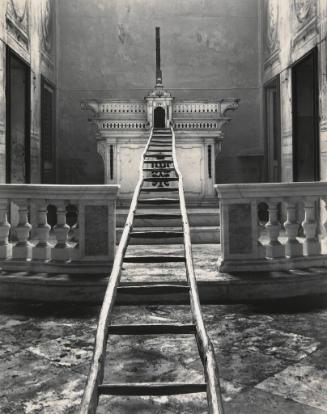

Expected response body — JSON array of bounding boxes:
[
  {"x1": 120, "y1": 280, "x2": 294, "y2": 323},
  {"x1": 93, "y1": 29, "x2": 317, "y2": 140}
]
[
  {"x1": 293, "y1": 0, "x2": 313, "y2": 23},
  {"x1": 41, "y1": 0, "x2": 54, "y2": 54},
  {"x1": 266, "y1": 0, "x2": 279, "y2": 52}
]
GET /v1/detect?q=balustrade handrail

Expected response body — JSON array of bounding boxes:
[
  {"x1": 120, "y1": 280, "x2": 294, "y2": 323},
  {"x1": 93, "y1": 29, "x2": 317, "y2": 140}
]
[
  {"x1": 80, "y1": 128, "x2": 154, "y2": 413},
  {"x1": 216, "y1": 181, "x2": 327, "y2": 200},
  {"x1": 0, "y1": 184, "x2": 119, "y2": 199},
  {"x1": 171, "y1": 126, "x2": 224, "y2": 414}
]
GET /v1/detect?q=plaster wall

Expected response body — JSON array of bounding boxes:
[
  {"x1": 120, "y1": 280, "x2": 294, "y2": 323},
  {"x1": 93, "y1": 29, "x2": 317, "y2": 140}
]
[{"x1": 57, "y1": 0, "x2": 263, "y2": 184}]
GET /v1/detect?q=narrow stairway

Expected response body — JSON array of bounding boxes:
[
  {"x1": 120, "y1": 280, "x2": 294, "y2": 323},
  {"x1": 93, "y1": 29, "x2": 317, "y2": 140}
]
[{"x1": 80, "y1": 127, "x2": 224, "y2": 414}]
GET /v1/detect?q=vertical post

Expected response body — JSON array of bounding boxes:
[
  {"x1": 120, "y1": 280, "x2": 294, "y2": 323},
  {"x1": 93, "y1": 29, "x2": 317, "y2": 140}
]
[
  {"x1": 32, "y1": 200, "x2": 51, "y2": 261},
  {"x1": 284, "y1": 200, "x2": 302, "y2": 257},
  {"x1": 0, "y1": 200, "x2": 12, "y2": 259},
  {"x1": 302, "y1": 198, "x2": 320, "y2": 256},
  {"x1": 52, "y1": 201, "x2": 71, "y2": 261},
  {"x1": 12, "y1": 200, "x2": 32, "y2": 260},
  {"x1": 155, "y1": 27, "x2": 162, "y2": 86},
  {"x1": 265, "y1": 201, "x2": 284, "y2": 258}
]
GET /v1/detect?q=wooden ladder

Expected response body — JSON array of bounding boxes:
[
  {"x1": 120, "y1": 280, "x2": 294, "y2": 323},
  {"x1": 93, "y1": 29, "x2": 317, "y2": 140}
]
[{"x1": 80, "y1": 127, "x2": 225, "y2": 414}]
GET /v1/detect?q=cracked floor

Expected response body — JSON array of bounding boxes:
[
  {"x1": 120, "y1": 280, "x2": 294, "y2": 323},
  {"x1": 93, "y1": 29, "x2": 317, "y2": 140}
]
[{"x1": 1, "y1": 297, "x2": 327, "y2": 413}]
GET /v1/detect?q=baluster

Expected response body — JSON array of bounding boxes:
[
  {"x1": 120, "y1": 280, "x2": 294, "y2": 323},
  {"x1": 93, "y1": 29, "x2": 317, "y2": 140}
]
[
  {"x1": 265, "y1": 201, "x2": 284, "y2": 258},
  {"x1": 284, "y1": 200, "x2": 302, "y2": 257},
  {"x1": 52, "y1": 202, "x2": 71, "y2": 261},
  {"x1": 0, "y1": 200, "x2": 12, "y2": 259},
  {"x1": 12, "y1": 200, "x2": 32, "y2": 260},
  {"x1": 32, "y1": 201, "x2": 51, "y2": 261},
  {"x1": 302, "y1": 198, "x2": 320, "y2": 256},
  {"x1": 71, "y1": 204, "x2": 80, "y2": 260}
]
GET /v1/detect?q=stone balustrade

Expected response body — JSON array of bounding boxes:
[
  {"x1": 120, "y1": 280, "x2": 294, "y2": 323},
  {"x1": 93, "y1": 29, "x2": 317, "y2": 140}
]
[
  {"x1": 99, "y1": 102, "x2": 147, "y2": 114},
  {"x1": 0, "y1": 184, "x2": 119, "y2": 274},
  {"x1": 215, "y1": 182, "x2": 327, "y2": 272},
  {"x1": 174, "y1": 121, "x2": 219, "y2": 130},
  {"x1": 98, "y1": 120, "x2": 147, "y2": 130}
]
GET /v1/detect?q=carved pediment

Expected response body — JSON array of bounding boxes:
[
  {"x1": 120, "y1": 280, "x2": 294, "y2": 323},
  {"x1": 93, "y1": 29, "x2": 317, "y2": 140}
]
[{"x1": 6, "y1": 0, "x2": 29, "y2": 49}]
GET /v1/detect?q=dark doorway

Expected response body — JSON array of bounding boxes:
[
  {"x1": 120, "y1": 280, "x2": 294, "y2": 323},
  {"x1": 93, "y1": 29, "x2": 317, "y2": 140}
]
[
  {"x1": 292, "y1": 48, "x2": 319, "y2": 182},
  {"x1": 154, "y1": 107, "x2": 165, "y2": 128},
  {"x1": 265, "y1": 76, "x2": 281, "y2": 182},
  {"x1": 6, "y1": 48, "x2": 31, "y2": 183},
  {"x1": 41, "y1": 77, "x2": 56, "y2": 183}
]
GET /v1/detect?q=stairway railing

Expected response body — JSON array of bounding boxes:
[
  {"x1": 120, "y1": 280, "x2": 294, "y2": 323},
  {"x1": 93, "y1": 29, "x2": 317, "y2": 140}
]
[
  {"x1": 171, "y1": 126, "x2": 224, "y2": 414},
  {"x1": 80, "y1": 128, "x2": 154, "y2": 413}
]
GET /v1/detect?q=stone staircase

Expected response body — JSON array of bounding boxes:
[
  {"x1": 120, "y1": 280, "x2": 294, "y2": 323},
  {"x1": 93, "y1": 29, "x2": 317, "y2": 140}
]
[{"x1": 116, "y1": 206, "x2": 220, "y2": 244}]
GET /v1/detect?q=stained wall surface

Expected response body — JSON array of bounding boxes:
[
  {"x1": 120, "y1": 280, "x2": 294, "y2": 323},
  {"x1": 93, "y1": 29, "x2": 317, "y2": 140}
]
[{"x1": 57, "y1": 0, "x2": 263, "y2": 184}]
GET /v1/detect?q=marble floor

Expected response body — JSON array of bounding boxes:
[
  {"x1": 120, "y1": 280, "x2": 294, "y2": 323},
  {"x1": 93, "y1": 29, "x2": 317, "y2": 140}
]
[{"x1": 1, "y1": 297, "x2": 327, "y2": 413}]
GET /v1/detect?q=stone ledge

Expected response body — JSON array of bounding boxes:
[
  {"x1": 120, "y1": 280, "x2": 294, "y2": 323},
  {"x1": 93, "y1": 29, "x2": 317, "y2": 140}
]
[{"x1": 1, "y1": 268, "x2": 327, "y2": 304}]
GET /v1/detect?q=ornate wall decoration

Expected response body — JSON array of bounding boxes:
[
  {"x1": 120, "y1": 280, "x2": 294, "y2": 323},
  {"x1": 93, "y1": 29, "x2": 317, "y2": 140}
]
[
  {"x1": 6, "y1": 0, "x2": 29, "y2": 48},
  {"x1": 292, "y1": 0, "x2": 317, "y2": 48},
  {"x1": 294, "y1": 0, "x2": 312, "y2": 23},
  {"x1": 266, "y1": 0, "x2": 279, "y2": 52},
  {"x1": 41, "y1": 0, "x2": 54, "y2": 54}
]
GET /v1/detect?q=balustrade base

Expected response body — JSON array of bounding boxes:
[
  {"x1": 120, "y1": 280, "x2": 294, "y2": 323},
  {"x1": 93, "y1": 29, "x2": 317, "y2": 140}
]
[
  {"x1": 285, "y1": 241, "x2": 303, "y2": 258},
  {"x1": 218, "y1": 254, "x2": 327, "y2": 273},
  {"x1": 0, "y1": 244, "x2": 12, "y2": 259},
  {"x1": 12, "y1": 245, "x2": 32, "y2": 260},
  {"x1": 32, "y1": 245, "x2": 52, "y2": 261},
  {"x1": 0, "y1": 259, "x2": 113, "y2": 274},
  {"x1": 265, "y1": 243, "x2": 285, "y2": 259},
  {"x1": 51, "y1": 247, "x2": 72, "y2": 262}
]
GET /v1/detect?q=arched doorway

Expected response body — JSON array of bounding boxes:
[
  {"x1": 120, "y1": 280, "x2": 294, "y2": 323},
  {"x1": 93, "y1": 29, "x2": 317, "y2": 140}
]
[{"x1": 153, "y1": 107, "x2": 166, "y2": 128}]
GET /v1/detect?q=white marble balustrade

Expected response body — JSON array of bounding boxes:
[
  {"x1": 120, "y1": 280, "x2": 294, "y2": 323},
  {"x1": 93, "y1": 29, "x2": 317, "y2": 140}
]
[
  {"x1": 0, "y1": 185, "x2": 119, "y2": 274},
  {"x1": 215, "y1": 182, "x2": 327, "y2": 272}
]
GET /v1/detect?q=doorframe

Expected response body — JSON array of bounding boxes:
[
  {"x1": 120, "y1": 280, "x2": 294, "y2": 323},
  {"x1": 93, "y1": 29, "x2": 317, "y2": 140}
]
[
  {"x1": 41, "y1": 75, "x2": 56, "y2": 183},
  {"x1": 5, "y1": 46, "x2": 31, "y2": 183},
  {"x1": 264, "y1": 75, "x2": 281, "y2": 182},
  {"x1": 292, "y1": 47, "x2": 320, "y2": 182}
]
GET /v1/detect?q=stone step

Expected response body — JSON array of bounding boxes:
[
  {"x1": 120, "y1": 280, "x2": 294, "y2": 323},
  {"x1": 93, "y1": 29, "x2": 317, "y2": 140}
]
[
  {"x1": 117, "y1": 208, "x2": 220, "y2": 227},
  {"x1": 117, "y1": 226, "x2": 220, "y2": 244}
]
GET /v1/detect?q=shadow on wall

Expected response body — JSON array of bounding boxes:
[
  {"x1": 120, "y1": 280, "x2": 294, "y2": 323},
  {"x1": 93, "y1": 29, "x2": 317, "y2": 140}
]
[
  {"x1": 216, "y1": 155, "x2": 264, "y2": 183},
  {"x1": 57, "y1": 152, "x2": 104, "y2": 184}
]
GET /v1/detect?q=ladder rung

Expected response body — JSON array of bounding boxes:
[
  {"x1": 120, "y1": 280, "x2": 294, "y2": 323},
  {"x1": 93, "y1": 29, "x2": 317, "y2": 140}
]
[
  {"x1": 108, "y1": 323, "x2": 196, "y2": 335},
  {"x1": 143, "y1": 168, "x2": 176, "y2": 172},
  {"x1": 141, "y1": 187, "x2": 178, "y2": 192},
  {"x1": 145, "y1": 154, "x2": 173, "y2": 158},
  {"x1": 98, "y1": 382, "x2": 207, "y2": 396},
  {"x1": 147, "y1": 148, "x2": 172, "y2": 151},
  {"x1": 123, "y1": 255, "x2": 186, "y2": 263},
  {"x1": 150, "y1": 144, "x2": 172, "y2": 147},
  {"x1": 143, "y1": 177, "x2": 178, "y2": 182},
  {"x1": 117, "y1": 284, "x2": 189, "y2": 295},
  {"x1": 143, "y1": 160, "x2": 174, "y2": 164},
  {"x1": 134, "y1": 213, "x2": 182, "y2": 220},
  {"x1": 138, "y1": 198, "x2": 179, "y2": 204},
  {"x1": 130, "y1": 231, "x2": 183, "y2": 239}
]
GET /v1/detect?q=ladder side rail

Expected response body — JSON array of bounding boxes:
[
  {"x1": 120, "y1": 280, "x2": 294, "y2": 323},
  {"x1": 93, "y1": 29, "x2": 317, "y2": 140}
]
[
  {"x1": 80, "y1": 128, "x2": 154, "y2": 414},
  {"x1": 170, "y1": 126, "x2": 225, "y2": 414}
]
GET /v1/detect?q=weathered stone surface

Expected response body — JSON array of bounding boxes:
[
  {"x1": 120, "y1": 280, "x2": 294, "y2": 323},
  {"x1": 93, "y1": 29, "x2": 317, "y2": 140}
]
[{"x1": 1, "y1": 300, "x2": 327, "y2": 413}]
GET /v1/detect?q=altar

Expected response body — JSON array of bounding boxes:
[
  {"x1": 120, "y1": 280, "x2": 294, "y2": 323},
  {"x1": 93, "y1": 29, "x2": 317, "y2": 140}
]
[{"x1": 81, "y1": 95, "x2": 239, "y2": 207}]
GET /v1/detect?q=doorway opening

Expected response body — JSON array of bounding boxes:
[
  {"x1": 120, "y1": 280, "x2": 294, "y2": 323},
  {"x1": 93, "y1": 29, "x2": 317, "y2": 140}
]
[
  {"x1": 6, "y1": 48, "x2": 31, "y2": 183},
  {"x1": 292, "y1": 48, "x2": 320, "y2": 182},
  {"x1": 264, "y1": 76, "x2": 281, "y2": 182},
  {"x1": 154, "y1": 107, "x2": 165, "y2": 128}
]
